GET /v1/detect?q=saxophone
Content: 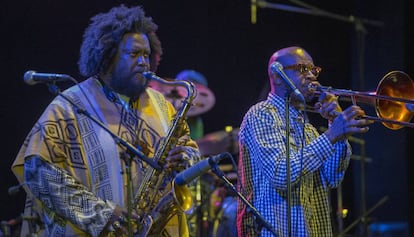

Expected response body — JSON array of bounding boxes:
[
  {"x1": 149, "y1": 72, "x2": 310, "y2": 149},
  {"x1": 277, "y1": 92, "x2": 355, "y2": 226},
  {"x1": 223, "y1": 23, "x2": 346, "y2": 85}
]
[{"x1": 133, "y1": 72, "x2": 197, "y2": 236}]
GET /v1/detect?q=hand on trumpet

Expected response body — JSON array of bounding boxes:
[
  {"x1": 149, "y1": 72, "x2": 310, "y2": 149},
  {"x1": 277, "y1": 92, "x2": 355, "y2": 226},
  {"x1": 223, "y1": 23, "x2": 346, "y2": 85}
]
[
  {"x1": 324, "y1": 105, "x2": 374, "y2": 143},
  {"x1": 314, "y1": 91, "x2": 342, "y2": 121}
]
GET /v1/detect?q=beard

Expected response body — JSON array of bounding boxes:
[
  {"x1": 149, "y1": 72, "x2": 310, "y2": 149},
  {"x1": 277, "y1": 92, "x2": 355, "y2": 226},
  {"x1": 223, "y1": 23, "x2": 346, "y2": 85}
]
[{"x1": 109, "y1": 71, "x2": 148, "y2": 100}]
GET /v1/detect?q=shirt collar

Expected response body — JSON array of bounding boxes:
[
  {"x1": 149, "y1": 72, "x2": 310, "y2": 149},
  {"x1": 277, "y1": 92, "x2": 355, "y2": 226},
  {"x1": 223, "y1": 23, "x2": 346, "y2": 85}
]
[{"x1": 268, "y1": 92, "x2": 304, "y2": 120}]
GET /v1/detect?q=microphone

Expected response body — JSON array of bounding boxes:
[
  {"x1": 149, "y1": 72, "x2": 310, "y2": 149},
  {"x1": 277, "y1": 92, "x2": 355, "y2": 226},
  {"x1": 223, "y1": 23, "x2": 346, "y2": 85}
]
[
  {"x1": 24, "y1": 70, "x2": 73, "y2": 86},
  {"x1": 271, "y1": 62, "x2": 305, "y2": 102},
  {"x1": 8, "y1": 183, "x2": 25, "y2": 196},
  {"x1": 174, "y1": 153, "x2": 230, "y2": 186},
  {"x1": 251, "y1": 0, "x2": 257, "y2": 24}
]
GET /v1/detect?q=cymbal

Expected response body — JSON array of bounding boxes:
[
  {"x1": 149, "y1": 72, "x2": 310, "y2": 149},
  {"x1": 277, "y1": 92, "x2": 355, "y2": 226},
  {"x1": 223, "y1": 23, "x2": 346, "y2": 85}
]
[
  {"x1": 197, "y1": 127, "x2": 240, "y2": 156},
  {"x1": 205, "y1": 164, "x2": 238, "y2": 181},
  {"x1": 148, "y1": 79, "x2": 216, "y2": 117}
]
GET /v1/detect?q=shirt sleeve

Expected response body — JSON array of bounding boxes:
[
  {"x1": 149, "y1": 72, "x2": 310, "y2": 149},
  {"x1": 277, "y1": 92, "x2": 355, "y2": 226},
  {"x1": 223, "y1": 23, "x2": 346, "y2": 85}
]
[
  {"x1": 321, "y1": 139, "x2": 351, "y2": 188},
  {"x1": 24, "y1": 155, "x2": 115, "y2": 236}
]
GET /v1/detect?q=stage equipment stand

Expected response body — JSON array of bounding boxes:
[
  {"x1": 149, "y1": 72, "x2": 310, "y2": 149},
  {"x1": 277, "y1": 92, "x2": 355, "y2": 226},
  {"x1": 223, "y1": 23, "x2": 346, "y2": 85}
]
[{"x1": 338, "y1": 135, "x2": 388, "y2": 237}]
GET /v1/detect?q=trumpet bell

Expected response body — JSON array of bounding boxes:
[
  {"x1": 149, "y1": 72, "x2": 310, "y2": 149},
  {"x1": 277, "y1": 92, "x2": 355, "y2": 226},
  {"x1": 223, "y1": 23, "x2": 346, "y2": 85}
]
[{"x1": 376, "y1": 71, "x2": 414, "y2": 130}]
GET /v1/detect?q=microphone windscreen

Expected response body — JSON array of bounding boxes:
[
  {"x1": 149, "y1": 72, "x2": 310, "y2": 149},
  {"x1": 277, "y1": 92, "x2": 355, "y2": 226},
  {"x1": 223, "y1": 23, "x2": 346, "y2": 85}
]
[{"x1": 23, "y1": 70, "x2": 36, "y2": 85}]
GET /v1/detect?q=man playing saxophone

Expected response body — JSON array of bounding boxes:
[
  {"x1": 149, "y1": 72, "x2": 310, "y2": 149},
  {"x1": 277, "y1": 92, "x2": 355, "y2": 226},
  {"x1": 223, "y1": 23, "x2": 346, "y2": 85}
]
[{"x1": 11, "y1": 4, "x2": 200, "y2": 237}]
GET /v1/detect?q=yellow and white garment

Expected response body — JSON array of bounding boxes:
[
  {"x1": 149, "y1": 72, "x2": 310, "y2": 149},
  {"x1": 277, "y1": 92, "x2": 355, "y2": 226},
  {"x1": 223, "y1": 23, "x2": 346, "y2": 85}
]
[{"x1": 12, "y1": 77, "x2": 200, "y2": 237}]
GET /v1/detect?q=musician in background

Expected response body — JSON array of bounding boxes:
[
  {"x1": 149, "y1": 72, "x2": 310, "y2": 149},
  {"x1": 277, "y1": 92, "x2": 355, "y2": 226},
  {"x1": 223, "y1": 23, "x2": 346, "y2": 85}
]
[
  {"x1": 236, "y1": 46, "x2": 373, "y2": 236},
  {"x1": 175, "y1": 70, "x2": 209, "y2": 141},
  {"x1": 171, "y1": 70, "x2": 237, "y2": 237},
  {"x1": 11, "y1": 5, "x2": 200, "y2": 237},
  {"x1": 173, "y1": 69, "x2": 210, "y2": 237},
  {"x1": 175, "y1": 69, "x2": 235, "y2": 156}
]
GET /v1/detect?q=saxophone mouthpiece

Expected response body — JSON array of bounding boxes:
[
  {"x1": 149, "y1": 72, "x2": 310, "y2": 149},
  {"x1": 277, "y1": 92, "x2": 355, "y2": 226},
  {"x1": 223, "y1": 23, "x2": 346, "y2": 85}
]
[{"x1": 143, "y1": 71, "x2": 155, "y2": 80}]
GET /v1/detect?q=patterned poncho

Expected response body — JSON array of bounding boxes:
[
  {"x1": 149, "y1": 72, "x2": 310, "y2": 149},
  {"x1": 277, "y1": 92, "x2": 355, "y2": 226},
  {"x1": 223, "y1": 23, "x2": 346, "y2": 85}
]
[{"x1": 12, "y1": 77, "x2": 200, "y2": 236}]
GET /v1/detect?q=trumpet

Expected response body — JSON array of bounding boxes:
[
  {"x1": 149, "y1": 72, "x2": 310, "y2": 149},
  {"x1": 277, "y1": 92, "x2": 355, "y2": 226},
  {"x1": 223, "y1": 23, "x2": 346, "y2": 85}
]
[{"x1": 308, "y1": 70, "x2": 414, "y2": 130}]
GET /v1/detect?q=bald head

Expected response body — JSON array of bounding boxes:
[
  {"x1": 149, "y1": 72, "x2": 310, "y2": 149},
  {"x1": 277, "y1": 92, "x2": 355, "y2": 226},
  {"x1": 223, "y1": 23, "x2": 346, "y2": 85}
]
[
  {"x1": 267, "y1": 46, "x2": 318, "y2": 102},
  {"x1": 268, "y1": 46, "x2": 313, "y2": 76}
]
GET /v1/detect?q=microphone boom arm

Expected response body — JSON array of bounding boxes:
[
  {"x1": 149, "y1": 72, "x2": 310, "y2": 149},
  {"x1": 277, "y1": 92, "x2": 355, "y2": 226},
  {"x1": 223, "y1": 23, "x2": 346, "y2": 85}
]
[
  {"x1": 210, "y1": 164, "x2": 279, "y2": 236},
  {"x1": 256, "y1": 0, "x2": 384, "y2": 27}
]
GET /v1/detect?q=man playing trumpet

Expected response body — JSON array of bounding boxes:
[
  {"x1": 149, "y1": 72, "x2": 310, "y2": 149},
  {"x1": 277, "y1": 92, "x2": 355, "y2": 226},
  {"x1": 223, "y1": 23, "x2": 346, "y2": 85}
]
[{"x1": 236, "y1": 46, "x2": 373, "y2": 237}]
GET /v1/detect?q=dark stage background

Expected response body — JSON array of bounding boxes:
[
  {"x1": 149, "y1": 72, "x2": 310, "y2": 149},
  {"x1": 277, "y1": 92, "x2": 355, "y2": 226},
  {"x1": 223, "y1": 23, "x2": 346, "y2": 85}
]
[{"x1": 1, "y1": 0, "x2": 413, "y2": 236}]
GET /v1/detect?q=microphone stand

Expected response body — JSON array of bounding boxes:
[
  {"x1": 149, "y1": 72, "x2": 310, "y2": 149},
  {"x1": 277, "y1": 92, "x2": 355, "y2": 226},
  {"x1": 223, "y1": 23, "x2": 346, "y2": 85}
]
[
  {"x1": 209, "y1": 163, "x2": 279, "y2": 237},
  {"x1": 120, "y1": 152, "x2": 135, "y2": 237},
  {"x1": 47, "y1": 83, "x2": 161, "y2": 237},
  {"x1": 284, "y1": 93, "x2": 292, "y2": 237}
]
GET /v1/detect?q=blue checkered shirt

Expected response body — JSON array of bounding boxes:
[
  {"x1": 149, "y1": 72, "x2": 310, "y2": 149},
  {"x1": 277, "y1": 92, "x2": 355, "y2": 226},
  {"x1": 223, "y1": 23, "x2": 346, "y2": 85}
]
[{"x1": 236, "y1": 93, "x2": 351, "y2": 237}]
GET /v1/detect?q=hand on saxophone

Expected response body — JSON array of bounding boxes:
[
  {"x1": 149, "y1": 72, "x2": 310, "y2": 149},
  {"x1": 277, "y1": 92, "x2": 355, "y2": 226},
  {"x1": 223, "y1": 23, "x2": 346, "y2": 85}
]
[{"x1": 164, "y1": 145, "x2": 192, "y2": 171}]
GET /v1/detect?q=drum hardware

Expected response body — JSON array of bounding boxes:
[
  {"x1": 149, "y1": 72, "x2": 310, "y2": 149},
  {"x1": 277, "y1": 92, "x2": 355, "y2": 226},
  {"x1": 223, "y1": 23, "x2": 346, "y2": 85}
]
[{"x1": 149, "y1": 78, "x2": 216, "y2": 117}]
